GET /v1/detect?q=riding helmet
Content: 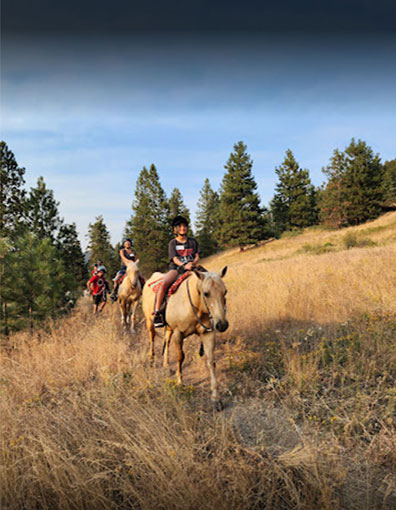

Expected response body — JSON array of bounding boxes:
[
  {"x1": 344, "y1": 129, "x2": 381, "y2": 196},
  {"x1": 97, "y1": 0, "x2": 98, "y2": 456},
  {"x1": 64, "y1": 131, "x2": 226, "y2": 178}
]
[
  {"x1": 172, "y1": 215, "x2": 188, "y2": 228},
  {"x1": 97, "y1": 265, "x2": 107, "y2": 273}
]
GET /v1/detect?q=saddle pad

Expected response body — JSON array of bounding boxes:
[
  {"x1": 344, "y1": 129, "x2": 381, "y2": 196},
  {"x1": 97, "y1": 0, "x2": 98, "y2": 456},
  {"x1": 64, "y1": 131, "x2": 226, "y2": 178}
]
[
  {"x1": 147, "y1": 277, "x2": 163, "y2": 293},
  {"x1": 118, "y1": 274, "x2": 126, "y2": 285},
  {"x1": 148, "y1": 271, "x2": 191, "y2": 296}
]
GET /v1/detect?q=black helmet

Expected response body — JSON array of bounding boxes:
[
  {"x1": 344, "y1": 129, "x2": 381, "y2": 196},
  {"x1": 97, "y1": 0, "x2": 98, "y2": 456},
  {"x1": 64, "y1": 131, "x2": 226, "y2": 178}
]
[
  {"x1": 172, "y1": 215, "x2": 188, "y2": 228},
  {"x1": 123, "y1": 238, "x2": 132, "y2": 244}
]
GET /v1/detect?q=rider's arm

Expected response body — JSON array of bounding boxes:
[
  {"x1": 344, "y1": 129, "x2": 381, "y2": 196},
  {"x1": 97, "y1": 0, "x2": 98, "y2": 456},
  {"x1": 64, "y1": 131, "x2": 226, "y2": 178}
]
[
  {"x1": 119, "y1": 249, "x2": 126, "y2": 264},
  {"x1": 185, "y1": 248, "x2": 200, "y2": 270},
  {"x1": 87, "y1": 276, "x2": 95, "y2": 291},
  {"x1": 172, "y1": 256, "x2": 185, "y2": 267},
  {"x1": 169, "y1": 240, "x2": 183, "y2": 267}
]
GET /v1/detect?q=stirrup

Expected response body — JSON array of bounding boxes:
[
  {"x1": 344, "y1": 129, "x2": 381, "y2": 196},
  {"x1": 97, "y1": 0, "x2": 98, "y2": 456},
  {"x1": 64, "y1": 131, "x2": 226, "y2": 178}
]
[{"x1": 153, "y1": 311, "x2": 166, "y2": 328}]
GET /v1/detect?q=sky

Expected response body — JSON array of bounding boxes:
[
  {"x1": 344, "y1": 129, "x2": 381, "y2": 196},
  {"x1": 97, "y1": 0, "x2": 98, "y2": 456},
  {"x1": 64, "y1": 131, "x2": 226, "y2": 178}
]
[{"x1": 1, "y1": 1, "x2": 396, "y2": 249}]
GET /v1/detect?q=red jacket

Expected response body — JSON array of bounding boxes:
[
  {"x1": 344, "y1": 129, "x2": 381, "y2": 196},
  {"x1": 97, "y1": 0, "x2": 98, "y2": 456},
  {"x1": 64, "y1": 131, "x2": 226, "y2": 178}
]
[{"x1": 88, "y1": 274, "x2": 107, "y2": 295}]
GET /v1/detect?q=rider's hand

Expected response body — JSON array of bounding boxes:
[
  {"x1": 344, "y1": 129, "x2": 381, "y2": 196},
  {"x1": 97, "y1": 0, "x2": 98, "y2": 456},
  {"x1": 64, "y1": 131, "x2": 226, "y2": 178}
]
[{"x1": 185, "y1": 262, "x2": 194, "y2": 271}]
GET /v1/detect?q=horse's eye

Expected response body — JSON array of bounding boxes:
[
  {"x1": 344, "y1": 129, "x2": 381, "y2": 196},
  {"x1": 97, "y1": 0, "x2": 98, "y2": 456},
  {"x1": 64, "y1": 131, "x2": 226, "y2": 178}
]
[{"x1": 204, "y1": 292, "x2": 210, "y2": 298}]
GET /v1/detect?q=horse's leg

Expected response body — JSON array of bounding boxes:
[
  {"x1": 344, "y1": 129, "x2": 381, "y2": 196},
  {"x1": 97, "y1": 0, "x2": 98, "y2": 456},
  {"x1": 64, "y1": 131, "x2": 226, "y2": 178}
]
[
  {"x1": 173, "y1": 331, "x2": 184, "y2": 385},
  {"x1": 163, "y1": 327, "x2": 173, "y2": 370},
  {"x1": 118, "y1": 300, "x2": 125, "y2": 325},
  {"x1": 201, "y1": 331, "x2": 222, "y2": 410},
  {"x1": 119, "y1": 300, "x2": 127, "y2": 326},
  {"x1": 130, "y1": 298, "x2": 138, "y2": 333},
  {"x1": 146, "y1": 318, "x2": 155, "y2": 364}
]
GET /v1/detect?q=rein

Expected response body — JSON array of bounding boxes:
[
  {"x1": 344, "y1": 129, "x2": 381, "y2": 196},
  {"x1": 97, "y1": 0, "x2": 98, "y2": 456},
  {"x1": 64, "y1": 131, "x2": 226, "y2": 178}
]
[{"x1": 186, "y1": 278, "x2": 214, "y2": 332}]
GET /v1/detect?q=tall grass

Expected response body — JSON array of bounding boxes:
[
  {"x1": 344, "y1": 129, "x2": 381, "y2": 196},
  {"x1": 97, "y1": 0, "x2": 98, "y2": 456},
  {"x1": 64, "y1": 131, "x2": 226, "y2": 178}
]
[{"x1": 2, "y1": 213, "x2": 396, "y2": 508}]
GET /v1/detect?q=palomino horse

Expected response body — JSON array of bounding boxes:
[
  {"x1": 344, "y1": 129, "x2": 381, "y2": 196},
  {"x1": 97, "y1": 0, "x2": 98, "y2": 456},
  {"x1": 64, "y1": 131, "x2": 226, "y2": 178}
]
[
  {"x1": 117, "y1": 260, "x2": 142, "y2": 333},
  {"x1": 142, "y1": 267, "x2": 228, "y2": 409}
]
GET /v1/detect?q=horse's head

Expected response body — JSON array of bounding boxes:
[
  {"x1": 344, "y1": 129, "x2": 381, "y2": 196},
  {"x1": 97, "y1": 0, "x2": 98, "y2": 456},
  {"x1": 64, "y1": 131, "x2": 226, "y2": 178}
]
[
  {"x1": 194, "y1": 266, "x2": 229, "y2": 332},
  {"x1": 126, "y1": 259, "x2": 139, "y2": 288}
]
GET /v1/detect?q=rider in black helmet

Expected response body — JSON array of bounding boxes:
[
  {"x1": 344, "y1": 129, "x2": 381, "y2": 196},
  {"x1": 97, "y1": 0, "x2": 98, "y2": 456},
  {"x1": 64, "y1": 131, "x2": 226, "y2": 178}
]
[{"x1": 153, "y1": 215, "x2": 200, "y2": 327}]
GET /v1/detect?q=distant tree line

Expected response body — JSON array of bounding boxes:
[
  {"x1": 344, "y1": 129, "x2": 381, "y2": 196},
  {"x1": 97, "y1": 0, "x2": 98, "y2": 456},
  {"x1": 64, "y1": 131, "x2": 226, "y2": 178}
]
[
  {"x1": 119, "y1": 138, "x2": 395, "y2": 275},
  {"x1": 0, "y1": 141, "x2": 87, "y2": 335},
  {"x1": 2, "y1": 137, "x2": 395, "y2": 334}
]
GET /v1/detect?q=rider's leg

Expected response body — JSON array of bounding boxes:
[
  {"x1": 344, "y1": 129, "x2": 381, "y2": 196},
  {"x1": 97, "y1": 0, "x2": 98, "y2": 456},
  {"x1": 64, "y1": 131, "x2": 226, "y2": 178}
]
[
  {"x1": 93, "y1": 294, "x2": 100, "y2": 314},
  {"x1": 111, "y1": 270, "x2": 123, "y2": 300},
  {"x1": 155, "y1": 270, "x2": 178, "y2": 311},
  {"x1": 99, "y1": 293, "x2": 107, "y2": 312},
  {"x1": 153, "y1": 270, "x2": 178, "y2": 327}
]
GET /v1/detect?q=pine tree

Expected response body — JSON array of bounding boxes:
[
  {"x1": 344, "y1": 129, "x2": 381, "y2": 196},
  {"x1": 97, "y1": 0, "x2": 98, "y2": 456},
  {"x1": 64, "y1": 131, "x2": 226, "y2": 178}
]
[
  {"x1": 57, "y1": 223, "x2": 87, "y2": 288},
  {"x1": 0, "y1": 237, "x2": 13, "y2": 335},
  {"x1": 219, "y1": 141, "x2": 265, "y2": 248},
  {"x1": 169, "y1": 188, "x2": 191, "y2": 229},
  {"x1": 0, "y1": 141, "x2": 26, "y2": 238},
  {"x1": 87, "y1": 216, "x2": 117, "y2": 277},
  {"x1": 383, "y1": 158, "x2": 396, "y2": 205},
  {"x1": 320, "y1": 139, "x2": 384, "y2": 227},
  {"x1": 195, "y1": 178, "x2": 220, "y2": 257},
  {"x1": 26, "y1": 176, "x2": 62, "y2": 242},
  {"x1": 271, "y1": 149, "x2": 318, "y2": 234},
  {"x1": 319, "y1": 149, "x2": 349, "y2": 227},
  {"x1": 3, "y1": 233, "x2": 70, "y2": 332},
  {"x1": 125, "y1": 164, "x2": 170, "y2": 276}
]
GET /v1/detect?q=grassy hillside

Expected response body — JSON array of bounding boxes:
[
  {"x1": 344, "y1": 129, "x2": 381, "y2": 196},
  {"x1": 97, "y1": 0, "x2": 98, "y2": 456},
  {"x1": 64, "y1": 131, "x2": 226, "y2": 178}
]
[{"x1": 1, "y1": 213, "x2": 396, "y2": 509}]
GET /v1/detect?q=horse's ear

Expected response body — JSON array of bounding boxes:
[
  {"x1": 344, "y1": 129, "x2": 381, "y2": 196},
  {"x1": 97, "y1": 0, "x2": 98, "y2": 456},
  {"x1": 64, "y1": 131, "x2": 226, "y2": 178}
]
[
  {"x1": 220, "y1": 266, "x2": 228, "y2": 278},
  {"x1": 193, "y1": 268, "x2": 205, "y2": 280}
]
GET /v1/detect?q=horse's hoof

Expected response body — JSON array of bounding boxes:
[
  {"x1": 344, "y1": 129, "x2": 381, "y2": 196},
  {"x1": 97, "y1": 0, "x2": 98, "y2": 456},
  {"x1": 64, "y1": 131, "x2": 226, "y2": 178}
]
[
  {"x1": 130, "y1": 328, "x2": 136, "y2": 334},
  {"x1": 213, "y1": 400, "x2": 224, "y2": 412}
]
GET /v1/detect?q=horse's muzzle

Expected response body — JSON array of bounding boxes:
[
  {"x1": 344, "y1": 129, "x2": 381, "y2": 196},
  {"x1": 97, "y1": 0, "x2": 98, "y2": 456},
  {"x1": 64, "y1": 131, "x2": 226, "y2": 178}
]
[{"x1": 216, "y1": 320, "x2": 229, "y2": 332}]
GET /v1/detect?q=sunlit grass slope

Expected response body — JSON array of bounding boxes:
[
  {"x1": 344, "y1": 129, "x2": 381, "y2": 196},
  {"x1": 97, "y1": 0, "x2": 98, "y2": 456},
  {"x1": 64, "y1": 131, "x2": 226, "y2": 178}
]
[{"x1": 1, "y1": 212, "x2": 396, "y2": 509}]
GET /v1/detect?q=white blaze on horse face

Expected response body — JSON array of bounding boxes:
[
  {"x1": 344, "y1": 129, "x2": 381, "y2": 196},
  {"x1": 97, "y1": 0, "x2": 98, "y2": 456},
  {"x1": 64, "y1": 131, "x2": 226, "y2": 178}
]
[
  {"x1": 126, "y1": 261, "x2": 139, "y2": 287},
  {"x1": 202, "y1": 274, "x2": 228, "y2": 331}
]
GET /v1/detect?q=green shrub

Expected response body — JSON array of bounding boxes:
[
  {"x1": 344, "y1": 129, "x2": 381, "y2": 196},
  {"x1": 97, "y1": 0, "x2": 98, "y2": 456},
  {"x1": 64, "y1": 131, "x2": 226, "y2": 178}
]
[
  {"x1": 343, "y1": 232, "x2": 376, "y2": 249},
  {"x1": 300, "y1": 242, "x2": 335, "y2": 255}
]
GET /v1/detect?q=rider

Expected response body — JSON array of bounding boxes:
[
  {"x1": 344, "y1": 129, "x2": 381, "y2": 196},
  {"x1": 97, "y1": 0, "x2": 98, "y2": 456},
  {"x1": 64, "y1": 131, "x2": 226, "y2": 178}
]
[
  {"x1": 110, "y1": 238, "x2": 138, "y2": 301},
  {"x1": 153, "y1": 215, "x2": 200, "y2": 328},
  {"x1": 87, "y1": 265, "x2": 109, "y2": 314}
]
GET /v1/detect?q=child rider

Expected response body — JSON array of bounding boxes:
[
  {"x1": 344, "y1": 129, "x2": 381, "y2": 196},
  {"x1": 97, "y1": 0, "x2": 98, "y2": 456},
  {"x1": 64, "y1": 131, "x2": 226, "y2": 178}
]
[{"x1": 153, "y1": 215, "x2": 200, "y2": 327}]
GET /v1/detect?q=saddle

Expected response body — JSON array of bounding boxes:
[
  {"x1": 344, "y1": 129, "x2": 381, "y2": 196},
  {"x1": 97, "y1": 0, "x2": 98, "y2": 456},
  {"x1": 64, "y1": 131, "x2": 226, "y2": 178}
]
[
  {"x1": 117, "y1": 273, "x2": 145, "y2": 287},
  {"x1": 148, "y1": 271, "x2": 191, "y2": 297}
]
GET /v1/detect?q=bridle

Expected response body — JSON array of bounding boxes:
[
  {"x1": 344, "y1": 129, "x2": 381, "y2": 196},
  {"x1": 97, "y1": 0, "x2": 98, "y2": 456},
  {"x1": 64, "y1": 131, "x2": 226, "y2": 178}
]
[
  {"x1": 186, "y1": 277, "x2": 214, "y2": 332},
  {"x1": 127, "y1": 265, "x2": 139, "y2": 289}
]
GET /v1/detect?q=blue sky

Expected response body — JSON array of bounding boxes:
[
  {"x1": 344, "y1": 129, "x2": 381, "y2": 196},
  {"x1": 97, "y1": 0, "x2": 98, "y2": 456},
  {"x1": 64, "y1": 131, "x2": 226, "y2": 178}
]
[{"x1": 2, "y1": 32, "x2": 396, "y2": 248}]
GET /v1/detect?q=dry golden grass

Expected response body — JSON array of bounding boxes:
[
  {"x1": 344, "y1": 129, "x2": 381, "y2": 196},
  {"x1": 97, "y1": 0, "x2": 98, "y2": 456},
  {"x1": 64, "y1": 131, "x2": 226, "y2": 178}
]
[{"x1": 2, "y1": 213, "x2": 396, "y2": 508}]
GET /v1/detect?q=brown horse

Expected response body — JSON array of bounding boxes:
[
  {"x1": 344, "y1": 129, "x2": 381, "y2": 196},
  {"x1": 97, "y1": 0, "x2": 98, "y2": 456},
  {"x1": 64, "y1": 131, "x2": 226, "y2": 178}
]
[
  {"x1": 118, "y1": 260, "x2": 142, "y2": 333},
  {"x1": 142, "y1": 267, "x2": 228, "y2": 409}
]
